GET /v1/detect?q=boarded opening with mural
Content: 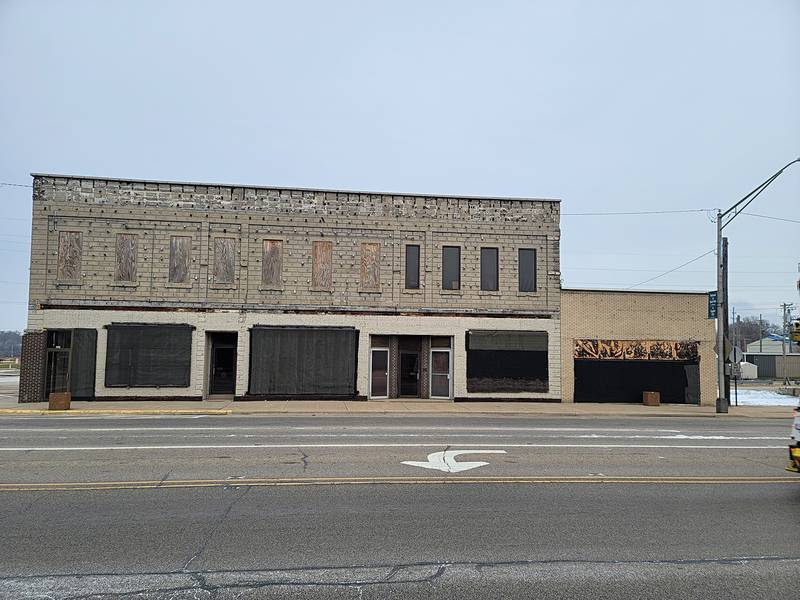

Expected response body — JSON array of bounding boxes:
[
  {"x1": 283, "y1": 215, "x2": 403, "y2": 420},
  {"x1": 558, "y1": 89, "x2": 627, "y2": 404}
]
[{"x1": 573, "y1": 339, "x2": 700, "y2": 404}]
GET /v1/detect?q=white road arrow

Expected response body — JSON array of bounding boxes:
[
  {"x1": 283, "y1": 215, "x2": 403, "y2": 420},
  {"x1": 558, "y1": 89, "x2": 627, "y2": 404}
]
[{"x1": 401, "y1": 449, "x2": 507, "y2": 473}]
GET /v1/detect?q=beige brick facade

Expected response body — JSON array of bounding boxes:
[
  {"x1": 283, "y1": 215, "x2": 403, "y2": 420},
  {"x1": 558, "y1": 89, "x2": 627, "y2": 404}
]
[
  {"x1": 23, "y1": 174, "x2": 561, "y2": 402},
  {"x1": 27, "y1": 309, "x2": 562, "y2": 400},
  {"x1": 560, "y1": 289, "x2": 716, "y2": 405},
  {"x1": 28, "y1": 175, "x2": 561, "y2": 314}
]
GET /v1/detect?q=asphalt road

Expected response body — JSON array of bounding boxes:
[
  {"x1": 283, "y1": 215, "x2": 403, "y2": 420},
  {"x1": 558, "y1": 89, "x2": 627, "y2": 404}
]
[{"x1": 0, "y1": 414, "x2": 798, "y2": 599}]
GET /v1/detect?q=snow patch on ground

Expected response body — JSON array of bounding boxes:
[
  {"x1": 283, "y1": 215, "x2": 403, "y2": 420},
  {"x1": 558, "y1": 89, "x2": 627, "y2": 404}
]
[{"x1": 731, "y1": 389, "x2": 798, "y2": 406}]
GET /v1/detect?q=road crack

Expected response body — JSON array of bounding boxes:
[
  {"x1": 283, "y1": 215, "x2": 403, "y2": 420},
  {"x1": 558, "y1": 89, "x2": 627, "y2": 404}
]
[{"x1": 181, "y1": 486, "x2": 251, "y2": 572}]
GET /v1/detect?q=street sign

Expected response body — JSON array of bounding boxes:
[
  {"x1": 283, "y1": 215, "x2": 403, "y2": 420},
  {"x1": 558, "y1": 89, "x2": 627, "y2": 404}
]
[
  {"x1": 729, "y1": 347, "x2": 743, "y2": 364},
  {"x1": 707, "y1": 291, "x2": 718, "y2": 319},
  {"x1": 731, "y1": 363, "x2": 742, "y2": 380},
  {"x1": 402, "y1": 450, "x2": 507, "y2": 473}
]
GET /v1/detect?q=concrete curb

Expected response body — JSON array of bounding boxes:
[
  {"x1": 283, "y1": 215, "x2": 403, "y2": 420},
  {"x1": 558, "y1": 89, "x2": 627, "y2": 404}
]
[
  {"x1": 0, "y1": 407, "x2": 790, "y2": 418},
  {"x1": 0, "y1": 409, "x2": 232, "y2": 416}
]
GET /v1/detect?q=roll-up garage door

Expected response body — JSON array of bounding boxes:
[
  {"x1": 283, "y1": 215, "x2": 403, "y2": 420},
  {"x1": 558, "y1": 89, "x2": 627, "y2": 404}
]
[
  {"x1": 249, "y1": 326, "x2": 358, "y2": 397},
  {"x1": 105, "y1": 324, "x2": 193, "y2": 387}
]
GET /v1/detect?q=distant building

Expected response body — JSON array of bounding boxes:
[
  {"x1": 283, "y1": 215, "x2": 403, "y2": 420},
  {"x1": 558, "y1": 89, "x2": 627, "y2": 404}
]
[{"x1": 746, "y1": 334, "x2": 800, "y2": 355}]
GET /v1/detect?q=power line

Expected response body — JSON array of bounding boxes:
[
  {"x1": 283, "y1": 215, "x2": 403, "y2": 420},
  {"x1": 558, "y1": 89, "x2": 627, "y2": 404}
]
[
  {"x1": 0, "y1": 182, "x2": 32, "y2": 188},
  {"x1": 627, "y1": 249, "x2": 715, "y2": 289},
  {"x1": 741, "y1": 212, "x2": 800, "y2": 224},
  {"x1": 563, "y1": 266, "x2": 794, "y2": 274},
  {"x1": 562, "y1": 208, "x2": 714, "y2": 216}
]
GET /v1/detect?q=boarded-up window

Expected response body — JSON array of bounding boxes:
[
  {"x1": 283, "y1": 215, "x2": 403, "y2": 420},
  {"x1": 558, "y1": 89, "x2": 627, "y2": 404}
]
[
  {"x1": 213, "y1": 238, "x2": 235, "y2": 285},
  {"x1": 312, "y1": 240, "x2": 333, "y2": 290},
  {"x1": 57, "y1": 231, "x2": 82, "y2": 282},
  {"x1": 480, "y1": 247, "x2": 499, "y2": 291},
  {"x1": 261, "y1": 240, "x2": 282, "y2": 288},
  {"x1": 115, "y1": 234, "x2": 137, "y2": 282},
  {"x1": 168, "y1": 236, "x2": 191, "y2": 284},
  {"x1": 105, "y1": 324, "x2": 192, "y2": 387},
  {"x1": 442, "y1": 246, "x2": 460, "y2": 290},
  {"x1": 360, "y1": 243, "x2": 380, "y2": 291},
  {"x1": 519, "y1": 248, "x2": 536, "y2": 292},
  {"x1": 249, "y1": 326, "x2": 358, "y2": 396},
  {"x1": 405, "y1": 245, "x2": 420, "y2": 289}
]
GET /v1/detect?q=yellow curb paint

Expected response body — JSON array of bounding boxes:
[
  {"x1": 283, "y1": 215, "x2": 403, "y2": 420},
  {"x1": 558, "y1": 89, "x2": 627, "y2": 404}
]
[
  {"x1": 1, "y1": 475, "x2": 798, "y2": 493},
  {"x1": 0, "y1": 410, "x2": 231, "y2": 416}
]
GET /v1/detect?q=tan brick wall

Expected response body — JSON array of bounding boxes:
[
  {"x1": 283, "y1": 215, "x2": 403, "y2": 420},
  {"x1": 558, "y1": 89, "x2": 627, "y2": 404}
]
[
  {"x1": 560, "y1": 289, "x2": 716, "y2": 405},
  {"x1": 28, "y1": 176, "x2": 560, "y2": 316},
  {"x1": 28, "y1": 309, "x2": 561, "y2": 400}
]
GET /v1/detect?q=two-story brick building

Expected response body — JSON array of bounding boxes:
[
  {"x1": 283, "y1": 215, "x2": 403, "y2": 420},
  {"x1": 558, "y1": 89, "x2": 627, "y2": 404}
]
[{"x1": 18, "y1": 174, "x2": 562, "y2": 403}]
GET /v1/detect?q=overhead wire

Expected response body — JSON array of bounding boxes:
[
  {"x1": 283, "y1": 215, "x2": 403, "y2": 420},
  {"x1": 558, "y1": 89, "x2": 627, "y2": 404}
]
[{"x1": 627, "y1": 249, "x2": 715, "y2": 289}]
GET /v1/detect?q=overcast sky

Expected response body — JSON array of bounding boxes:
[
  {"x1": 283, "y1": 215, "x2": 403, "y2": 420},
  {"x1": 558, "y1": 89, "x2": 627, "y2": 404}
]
[{"x1": 1, "y1": 0, "x2": 798, "y2": 331}]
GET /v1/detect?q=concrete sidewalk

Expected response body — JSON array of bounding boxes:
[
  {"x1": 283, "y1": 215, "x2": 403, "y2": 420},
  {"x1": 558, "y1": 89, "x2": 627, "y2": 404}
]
[{"x1": 0, "y1": 398, "x2": 793, "y2": 418}]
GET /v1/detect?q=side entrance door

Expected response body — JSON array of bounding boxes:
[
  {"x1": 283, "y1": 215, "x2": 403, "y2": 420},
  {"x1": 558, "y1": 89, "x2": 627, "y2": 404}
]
[
  {"x1": 370, "y1": 348, "x2": 389, "y2": 399},
  {"x1": 430, "y1": 349, "x2": 452, "y2": 399},
  {"x1": 209, "y1": 332, "x2": 237, "y2": 395}
]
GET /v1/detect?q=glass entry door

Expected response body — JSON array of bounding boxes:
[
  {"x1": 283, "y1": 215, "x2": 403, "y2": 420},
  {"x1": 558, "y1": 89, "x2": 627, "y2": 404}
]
[
  {"x1": 430, "y1": 349, "x2": 452, "y2": 399},
  {"x1": 370, "y1": 348, "x2": 389, "y2": 399}
]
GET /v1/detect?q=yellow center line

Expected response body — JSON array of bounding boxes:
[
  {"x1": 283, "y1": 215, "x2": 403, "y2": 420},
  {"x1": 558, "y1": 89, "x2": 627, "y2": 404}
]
[{"x1": 0, "y1": 475, "x2": 798, "y2": 492}]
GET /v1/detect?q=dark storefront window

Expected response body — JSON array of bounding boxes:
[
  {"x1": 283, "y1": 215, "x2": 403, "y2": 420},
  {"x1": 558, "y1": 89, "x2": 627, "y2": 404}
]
[
  {"x1": 466, "y1": 330, "x2": 548, "y2": 393},
  {"x1": 405, "y1": 245, "x2": 420, "y2": 289},
  {"x1": 480, "y1": 248, "x2": 499, "y2": 291},
  {"x1": 518, "y1": 248, "x2": 536, "y2": 292},
  {"x1": 105, "y1": 324, "x2": 192, "y2": 387},
  {"x1": 442, "y1": 246, "x2": 460, "y2": 290}
]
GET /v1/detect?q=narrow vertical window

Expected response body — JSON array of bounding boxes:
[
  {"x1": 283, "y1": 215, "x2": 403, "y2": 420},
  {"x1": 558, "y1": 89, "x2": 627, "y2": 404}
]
[
  {"x1": 213, "y1": 238, "x2": 235, "y2": 285},
  {"x1": 262, "y1": 239, "x2": 283, "y2": 288},
  {"x1": 57, "y1": 231, "x2": 82, "y2": 282},
  {"x1": 168, "y1": 236, "x2": 191, "y2": 284},
  {"x1": 312, "y1": 240, "x2": 333, "y2": 290},
  {"x1": 442, "y1": 246, "x2": 460, "y2": 290},
  {"x1": 519, "y1": 248, "x2": 536, "y2": 292},
  {"x1": 480, "y1": 247, "x2": 499, "y2": 291},
  {"x1": 360, "y1": 242, "x2": 380, "y2": 291},
  {"x1": 115, "y1": 233, "x2": 137, "y2": 282},
  {"x1": 405, "y1": 244, "x2": 420, "y2": 289}
]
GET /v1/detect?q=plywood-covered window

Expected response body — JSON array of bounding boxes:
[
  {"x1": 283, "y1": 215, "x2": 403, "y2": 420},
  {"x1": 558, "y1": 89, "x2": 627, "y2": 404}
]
[
  {"x1": 115, "y1": 233, "x2": 137, "y2": 282},
  {"x1": 213, "y1": 238, "x2": 235, "y2": 285},
  {"x1": 311, "y1": 240, "x2": 333, "y2": 290},
  {"x1": 261, "y1": 239, "x2": 283, "y2": 288},
  {"x1": 168, "y1": 236, "x2": 191, "y2": 284},
  {"x1": 360, "y1": 242, "x2": 380, "y2": 291},
  {"x1": 57, "y1": 231, "x2": 82, "y2": 282}
]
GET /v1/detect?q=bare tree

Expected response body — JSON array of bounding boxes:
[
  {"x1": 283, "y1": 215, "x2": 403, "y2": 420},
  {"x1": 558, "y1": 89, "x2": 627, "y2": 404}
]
[{"x1": 731, "y1": 316, "x2": 781, "y2": 350}]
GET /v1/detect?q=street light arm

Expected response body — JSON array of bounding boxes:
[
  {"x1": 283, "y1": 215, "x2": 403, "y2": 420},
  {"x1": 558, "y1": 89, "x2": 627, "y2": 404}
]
[{"x1": 720, "y1": 157, "x2": 800, "y2": 221}]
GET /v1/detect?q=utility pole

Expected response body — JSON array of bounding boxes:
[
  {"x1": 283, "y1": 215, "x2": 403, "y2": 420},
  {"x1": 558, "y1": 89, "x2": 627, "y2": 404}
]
[
  {"x1": 781, "y1": 303, "x2": 794, "y2": 384},
  {"x1": 714, "y1": 157, "x2": 800, "y2": 413},
  {"x1": 716, "y1": 209, "x2": 726, "y2": 412},
  {"x1": 759, "y1": 314, "x2": 763, "y2": 352}
]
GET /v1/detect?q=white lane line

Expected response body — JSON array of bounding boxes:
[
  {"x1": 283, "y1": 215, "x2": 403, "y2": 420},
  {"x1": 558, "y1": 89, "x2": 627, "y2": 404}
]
[
  {"x1": 0, "y1": 426, "x2": 688, "y2": 433},
  {"x1": 0, "y1": 443, "x2": 785, "y2": 451},
  {"x1": 0, "y1": 432, "x2": 784, "y2": 441}
]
